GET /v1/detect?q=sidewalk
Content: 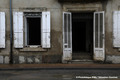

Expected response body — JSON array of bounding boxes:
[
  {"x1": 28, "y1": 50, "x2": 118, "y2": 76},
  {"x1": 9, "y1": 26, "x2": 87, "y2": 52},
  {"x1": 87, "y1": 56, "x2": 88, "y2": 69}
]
[{"x1": 0, "y1": 64, "x2": 120, "y2": 70}]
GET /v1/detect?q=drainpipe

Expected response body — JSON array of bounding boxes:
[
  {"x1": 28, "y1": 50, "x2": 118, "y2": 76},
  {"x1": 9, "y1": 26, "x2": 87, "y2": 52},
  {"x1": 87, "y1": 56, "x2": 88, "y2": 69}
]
[{"x1": 9, "y1": 0, "x2": 13, "y2": 64}]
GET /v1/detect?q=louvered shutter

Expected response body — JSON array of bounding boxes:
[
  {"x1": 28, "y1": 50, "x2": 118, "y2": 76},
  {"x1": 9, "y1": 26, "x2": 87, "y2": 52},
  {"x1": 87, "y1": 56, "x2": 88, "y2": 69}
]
[
  {"x1": 113, "y1": 11, "x2": 120, "y2": 47},
  {"x1": 13, "y1": 12, "x2": 23, "y2": 48},
  {"x1": 41, "y1": 11, "x2": 50, "y2": 48},
  {"x1": 0, "y1": 12, "x2": 5, "y2": 48}
]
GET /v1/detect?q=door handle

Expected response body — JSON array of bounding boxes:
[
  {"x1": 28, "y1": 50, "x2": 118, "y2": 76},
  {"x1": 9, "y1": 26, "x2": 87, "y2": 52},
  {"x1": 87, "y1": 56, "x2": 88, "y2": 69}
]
[{"x1": 102, "y1": 34, "x2": 105, "y2": 39}]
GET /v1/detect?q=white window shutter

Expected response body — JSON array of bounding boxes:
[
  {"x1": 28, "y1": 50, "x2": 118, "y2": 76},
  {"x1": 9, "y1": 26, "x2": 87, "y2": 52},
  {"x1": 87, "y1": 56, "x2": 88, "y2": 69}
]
[
  {"x1": 113, "y1": 11, "x2": 120, "y2": 47},
  {"x1": 41, "y1": 11, "x2": 51, "y2": 48},
  {"x1": 0, "y1": 12, "x2": 5, "y2": 48},
  {"x1": 13, "y1": 12, "x2": 23, "y2": 48}
]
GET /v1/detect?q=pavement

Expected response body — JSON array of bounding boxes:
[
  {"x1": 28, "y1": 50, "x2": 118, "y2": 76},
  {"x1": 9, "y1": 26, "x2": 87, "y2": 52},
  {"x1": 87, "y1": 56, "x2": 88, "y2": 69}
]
[
  {"x1": 0, "y1": 64, "x2": 120, "y2": 70},
  {"x1": 0, "y1": 69, "x2": 120, "y2": 80},
  {"x1": 0, "y1": 64, "x2": 120, "y2": 80}
]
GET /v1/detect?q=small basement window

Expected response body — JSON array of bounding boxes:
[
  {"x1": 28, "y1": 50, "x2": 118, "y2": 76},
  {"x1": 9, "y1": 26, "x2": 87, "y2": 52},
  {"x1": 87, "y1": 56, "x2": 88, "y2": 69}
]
[{"x1": 25, "y1": 12, "x2": 42, "y2": 46}]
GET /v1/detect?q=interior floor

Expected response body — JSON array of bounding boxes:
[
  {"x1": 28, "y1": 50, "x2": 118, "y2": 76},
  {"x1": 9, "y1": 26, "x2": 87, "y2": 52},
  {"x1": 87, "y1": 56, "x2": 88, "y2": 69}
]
[{"x1": 72, "y1": 12, "x2": 93, "y2": 60}]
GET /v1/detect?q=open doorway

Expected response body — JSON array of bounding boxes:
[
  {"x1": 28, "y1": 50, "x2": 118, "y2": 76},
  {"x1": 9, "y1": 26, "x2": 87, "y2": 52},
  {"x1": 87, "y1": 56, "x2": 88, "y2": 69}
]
[
  {"x1": 63, "y1": 11, "x2": 105, "y2": 62},
  {"x1": 72, "y1": 12, "x2": 93, "y2": 60}
]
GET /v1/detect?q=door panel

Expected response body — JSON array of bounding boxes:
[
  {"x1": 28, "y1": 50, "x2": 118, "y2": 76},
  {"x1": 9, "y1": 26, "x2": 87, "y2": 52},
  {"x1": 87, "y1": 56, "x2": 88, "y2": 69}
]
[
  {"x1": 63, "y1": 12, "x2": 72, "y2": 61},
  {"x1": 94, "y1": 11, "x2": 105, "y2": 61}
]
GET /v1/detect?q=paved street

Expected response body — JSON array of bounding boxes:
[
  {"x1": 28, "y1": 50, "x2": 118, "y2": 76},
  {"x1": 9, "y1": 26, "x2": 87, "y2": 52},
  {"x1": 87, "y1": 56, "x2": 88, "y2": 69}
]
[{"x1": 0, "y1": 69, "x2": 120, "y2": 80}]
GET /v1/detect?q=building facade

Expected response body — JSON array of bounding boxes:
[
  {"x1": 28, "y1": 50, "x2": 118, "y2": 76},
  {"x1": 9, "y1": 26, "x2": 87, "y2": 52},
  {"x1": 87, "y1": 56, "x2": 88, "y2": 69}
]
[{"x1": 0, "y1": 0, "x2": 120, "y2": 64}]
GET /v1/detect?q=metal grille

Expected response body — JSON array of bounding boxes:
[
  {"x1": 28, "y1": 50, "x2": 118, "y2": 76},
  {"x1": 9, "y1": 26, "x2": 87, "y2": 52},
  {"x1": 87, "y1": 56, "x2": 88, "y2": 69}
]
[{"x1": 24, "y1": 12, "x2": 41, "y2": 17}]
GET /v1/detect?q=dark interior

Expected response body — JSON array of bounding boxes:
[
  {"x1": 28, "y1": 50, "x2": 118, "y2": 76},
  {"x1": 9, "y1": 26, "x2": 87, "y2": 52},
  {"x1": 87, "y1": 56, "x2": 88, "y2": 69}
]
[
  {"x1": 27, "y1": 18, "x2": 41, "y2": 45},
  {"x1": 72, "y1": 21, "x2": 86, "y2": 52},
  {"x1": 72, "y1": 12, "x2": 93, "y2": 59}
]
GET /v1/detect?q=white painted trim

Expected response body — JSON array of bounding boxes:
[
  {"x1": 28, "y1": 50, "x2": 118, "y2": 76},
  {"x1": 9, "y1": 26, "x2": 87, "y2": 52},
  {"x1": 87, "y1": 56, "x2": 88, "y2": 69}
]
[
  {"x1": 0, "y1": 12, "x2": 5, "y2": 48},
  {"x1": 63, "y1": 12, "x2": 72, "y2": 61},
  {"x1": 113, "y1": 11, "x2": 120, "y2": 47},
  {"x1": 94, "y1": 11, "x2": 105, "y2": 61},
  {"x1": 13, "y1": 12, "x2": 24, "y2": 48},
  {"x1": 41, "y1": 11, "x2": 51, "y2": 48}
]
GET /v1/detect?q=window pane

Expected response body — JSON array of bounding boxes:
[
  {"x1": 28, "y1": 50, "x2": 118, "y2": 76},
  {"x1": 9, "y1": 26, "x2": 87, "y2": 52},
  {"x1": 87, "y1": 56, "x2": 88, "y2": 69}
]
[
  {"x1": 100, "y1": 13, "x2": 103, "y2": 48},
  {"x1": 68, "y1": 14, "x2": 71, "y2": 48},
  {"x1": 95, "y1": 14, "x2": 98, "y2": 48},
  {"x1": 64, "y1": 14, "x2": 67, "y2": 44}
]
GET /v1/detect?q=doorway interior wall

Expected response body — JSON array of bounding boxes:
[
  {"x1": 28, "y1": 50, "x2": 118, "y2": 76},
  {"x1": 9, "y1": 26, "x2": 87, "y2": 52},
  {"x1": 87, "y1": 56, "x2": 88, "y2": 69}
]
[{"x1": 72, "y1": 12, "x2": 93, "y2": 60}]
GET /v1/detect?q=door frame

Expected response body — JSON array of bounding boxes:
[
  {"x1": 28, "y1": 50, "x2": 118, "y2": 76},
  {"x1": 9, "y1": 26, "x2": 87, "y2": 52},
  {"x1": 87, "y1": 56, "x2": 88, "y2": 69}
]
[{"x1": 62, "y1": 6, "x2": 105, "y2": 63}]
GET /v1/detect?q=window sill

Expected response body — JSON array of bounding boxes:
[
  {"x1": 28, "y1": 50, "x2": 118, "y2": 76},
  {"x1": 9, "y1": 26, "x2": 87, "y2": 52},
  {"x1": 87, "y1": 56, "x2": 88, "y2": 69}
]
[{"x1": 19, "y1": 47, "x2": 47, "y2": 52}]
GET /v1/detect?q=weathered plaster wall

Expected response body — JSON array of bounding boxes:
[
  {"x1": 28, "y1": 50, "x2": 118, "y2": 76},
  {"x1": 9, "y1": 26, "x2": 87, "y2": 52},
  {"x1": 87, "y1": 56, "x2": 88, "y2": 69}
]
[
  {"x1": 0, "y1": 0, "x2": 63, "y2": 64},
  {"x1": 61, "y1": 0, "x2": 120, "y2": 63},
  {"x1": 104, "y1": 0, "x2": 120, "y2": 63},
  {"x1": 12, "y1": 0, "x2": 63, "y2": 63},
  {"x1": 0, "y1": 0, "x2": 120, "y2": 64},
  {"x1": 0, "y1": 0, "x2": 11, "y2": 64},
  {"x1": 106, "y1": 0, "x2": 120, "y2": 54}
]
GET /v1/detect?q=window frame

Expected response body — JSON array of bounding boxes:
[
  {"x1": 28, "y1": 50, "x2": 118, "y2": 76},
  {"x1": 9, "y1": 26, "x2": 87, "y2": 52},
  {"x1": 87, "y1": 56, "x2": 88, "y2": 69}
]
[{"x1": 24, "y1": 13, "x2": 42, "y2": 47}]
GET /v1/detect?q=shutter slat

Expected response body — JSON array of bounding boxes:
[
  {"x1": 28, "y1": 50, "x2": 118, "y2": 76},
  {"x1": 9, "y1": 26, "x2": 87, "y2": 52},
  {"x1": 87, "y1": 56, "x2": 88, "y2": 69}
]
[
  {"x1": 0, "y1": 12, "x2": 5, "y2": 48},
  {"x1": 46, "y1": 12, "x2": 50, "y2": 33},
  {"x1": 14, "y1": 33, "x2": 23, "y2": 48},
  {"x1": 42, "y1": 33, "x2": 50, "y2": 48},
  {"x1": 113, "y1": 11, "x2": 120, "y2": 47},
  {"x1": 42, "y1": 11, "x2": 51, "y2": 48},
  {"x1": 13, "y1": 12, "x2": 23, "y2": 48}
]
